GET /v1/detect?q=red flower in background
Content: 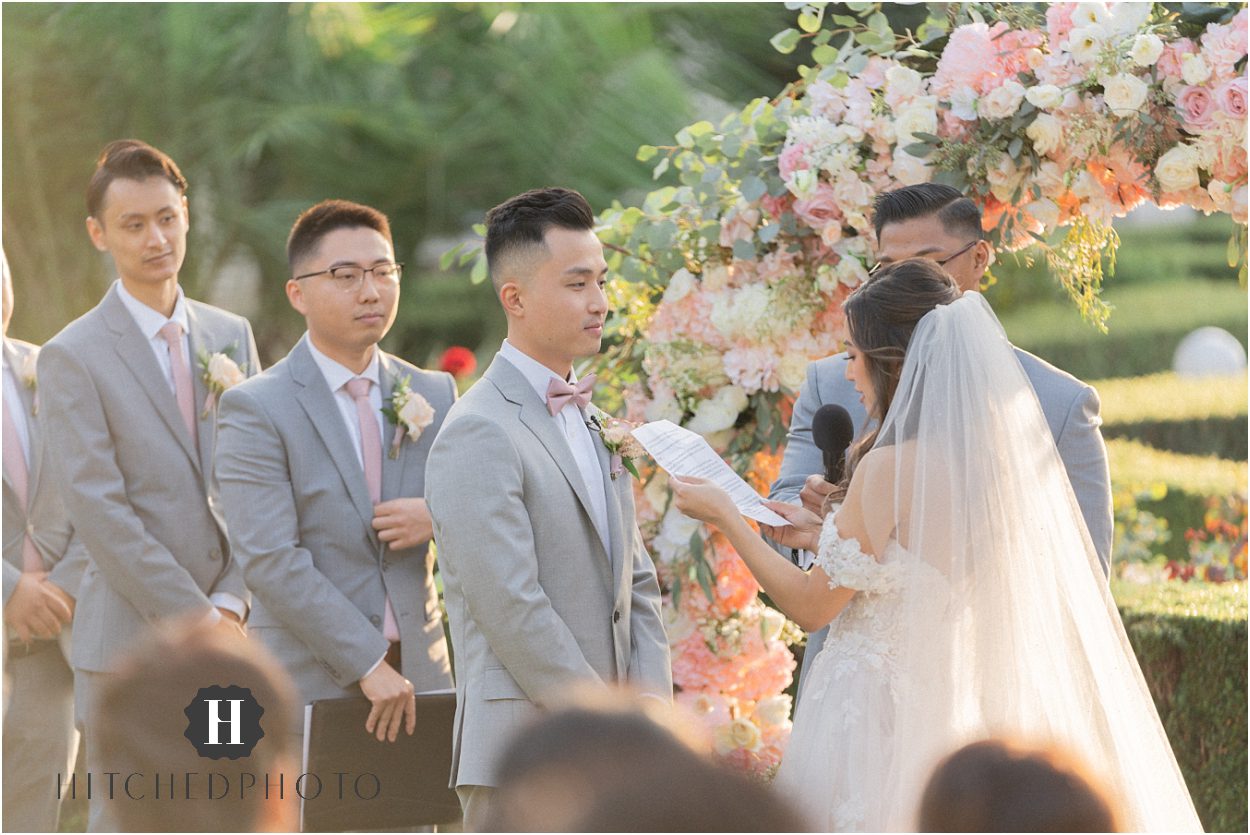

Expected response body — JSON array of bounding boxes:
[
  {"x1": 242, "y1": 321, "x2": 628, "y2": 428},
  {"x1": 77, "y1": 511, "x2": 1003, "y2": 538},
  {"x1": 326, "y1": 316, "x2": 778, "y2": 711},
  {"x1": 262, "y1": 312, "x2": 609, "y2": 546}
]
[{"x1": 439, "y1": 346, "x2": 477, "y2": 379}]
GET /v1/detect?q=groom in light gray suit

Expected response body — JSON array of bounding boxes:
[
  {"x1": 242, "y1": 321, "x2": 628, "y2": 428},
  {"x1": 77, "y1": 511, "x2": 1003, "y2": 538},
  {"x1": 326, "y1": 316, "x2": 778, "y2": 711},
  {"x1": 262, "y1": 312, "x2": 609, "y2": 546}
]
[
  {"x1": 426, "y1": 188, "x2": 671, "y2": 831},
  {"x1": 37, "y1": 140, "x2": 258, "y2": 829},
  {"x1": 2, "y1": 252, "x2": 89, "y2": 833},
  {"x1": 216, "y1": 199, "x2": 453, "y2": 752},
  {"x1": 771, "y1": 183, "x2": 1113, "y2": 698}
]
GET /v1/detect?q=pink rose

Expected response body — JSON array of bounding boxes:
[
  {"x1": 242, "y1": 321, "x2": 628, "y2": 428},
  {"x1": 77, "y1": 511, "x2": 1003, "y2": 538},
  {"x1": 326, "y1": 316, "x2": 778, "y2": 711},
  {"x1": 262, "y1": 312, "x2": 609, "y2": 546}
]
[
  {"x1": 778, "y1": 143, "x2": 810, "y2": 180},
  {"x1": 1046, "y1": 3, "x2": 1076, "y2": 44},
  {"x1": 1176, "y1": 85, "x2": 1216, "y2": 128},
  {"x1": 1215, "y1": 77, "x2": 1247, "y2": 118},
  {"x1": 792, "y1": 183, "x2": 843, "y2": 231}
]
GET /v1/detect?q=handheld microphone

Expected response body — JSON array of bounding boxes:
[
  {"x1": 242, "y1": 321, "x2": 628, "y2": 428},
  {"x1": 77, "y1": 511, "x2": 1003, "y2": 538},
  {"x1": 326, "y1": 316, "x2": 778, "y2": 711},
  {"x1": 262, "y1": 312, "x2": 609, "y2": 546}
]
[{"x1": 811, "y1": 404, "x2": 854, "y2": 485}]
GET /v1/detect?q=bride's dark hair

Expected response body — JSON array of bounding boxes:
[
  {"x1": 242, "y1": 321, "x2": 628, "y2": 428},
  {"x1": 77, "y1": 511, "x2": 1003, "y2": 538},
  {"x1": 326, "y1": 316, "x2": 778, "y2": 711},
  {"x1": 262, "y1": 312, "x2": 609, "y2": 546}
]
[{"x1": 824, "y1": 258, "x2": 960, "y2": 512}]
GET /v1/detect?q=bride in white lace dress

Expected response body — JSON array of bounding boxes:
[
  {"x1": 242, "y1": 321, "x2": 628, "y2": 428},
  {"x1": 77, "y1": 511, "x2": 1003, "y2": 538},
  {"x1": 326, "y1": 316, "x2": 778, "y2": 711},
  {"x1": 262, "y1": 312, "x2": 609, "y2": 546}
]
[{"x1": 671, "y1": 259, "x2": 1201, "y2": 832}]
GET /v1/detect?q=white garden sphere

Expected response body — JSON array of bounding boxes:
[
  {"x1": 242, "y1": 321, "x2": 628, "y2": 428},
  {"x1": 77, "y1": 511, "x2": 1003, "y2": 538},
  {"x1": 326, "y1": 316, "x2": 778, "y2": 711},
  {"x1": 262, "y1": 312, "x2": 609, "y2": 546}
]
[{"x1": 1171, "y1": 326, "x2": 1248, "y2": 377}]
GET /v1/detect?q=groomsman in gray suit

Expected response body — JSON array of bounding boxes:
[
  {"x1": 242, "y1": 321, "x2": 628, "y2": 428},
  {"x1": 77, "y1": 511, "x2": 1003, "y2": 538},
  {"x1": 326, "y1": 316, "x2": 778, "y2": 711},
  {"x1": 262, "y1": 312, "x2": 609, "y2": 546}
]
[
  {"x1": 215, "y1": 200, "x2": 453, "y2": 752},
  {"x1": 37, "y1": 140, "x2": 259, "y2": 829},
  {"x1": 426, "y1": 187, "x2": 671, "y2": 831},
  {"x1": 2, "y1": 251, "x2": 89, "y2": 832},
  {"x1": 770, "y1": 183, "x2": 1113, "y2": 696}
]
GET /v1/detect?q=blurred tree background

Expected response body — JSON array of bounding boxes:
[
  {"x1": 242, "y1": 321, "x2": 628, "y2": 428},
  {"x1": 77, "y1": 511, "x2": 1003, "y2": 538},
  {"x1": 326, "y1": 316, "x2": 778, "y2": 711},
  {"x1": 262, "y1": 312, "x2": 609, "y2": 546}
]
[{"x1": 3, "y1": 2, "x2": 817, "y2": 365}]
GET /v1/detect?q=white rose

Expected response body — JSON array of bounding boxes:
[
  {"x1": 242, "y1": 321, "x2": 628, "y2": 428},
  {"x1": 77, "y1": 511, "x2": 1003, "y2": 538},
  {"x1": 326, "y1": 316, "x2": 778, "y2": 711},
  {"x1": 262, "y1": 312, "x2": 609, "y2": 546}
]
[
  {"x1": 644, "y1": 390, "x2": 683, "y2": 424},
  {"x1": 1068, "y1": 25, "x2": 1107, "y2": 65},
  {"x1": 893, "y1": 101, "x2": 938, "y2": 146},
  {"x1": 654, "y1": 504, "x2": 702, "y2": 562},
  {"x1": 1072, "y1": 2, "x2": 1110, "y2": 27},
  {"x1": 1180, "y1": 53, "x2": 1212, "y2": 86},
  {"x1": 949, "y1": 85, "x2": 978, "y2": 121},
  {"x1": 979, "y1": 81, "x2": 1026, "y2": 120},
  {"x1": 1026, "y1": 113, "x2": 1064, "y2": 156},
  {"x1": 1129, "y1": 33, "x2": 1164, "y2": 67},
  {"x1": 1155, "y1": 143, "x2": 1202, "y2": 193},
  {"x1": 892, "y1": 150, "x2": 932, "y2": 186},
  {"x1": 753, "y1": 694, "x2": 793, "y2": 727},
  {"x1": 664, "y1": 268, "x2": 696, "y2": 303},
  {"x1": 788, "y1": 169, "x2": 818, "y2": 198},
  {"x1": 778, "y1": 353, "x2": 809, "y2": 393},
  {"x1": 1024, "y1": 198, "x2": 1061, "y2": 229},
  {"x1": 714, "y1": 718, "x2": 763, "y2": 754},
  {"x1": 1101, "y1": 73, "x2": 1149, "y2": 115},
  {"x1": 686, "y1": 385, "x2": 748, "y2": 435},
  {"x1": 987, "y1": 155, "x2": 1025, "y2": 203},
  {"x1": 760, "y1": 606, "x2": 787, "y2": 642},
  {"x1": 207, "y1": 353, "x2": 245, "y2": 390},
  {"x1": 397, "y1": 392, "x2": 435, "y2": 435},
  {"x1": 1025, "y1": 84, "x2": 1064, "y2": 111},
  {"x1": 834, "y1": 253, "x2": 870, "y2": 287},
  {"x1": 885, "y1": 65, "x2": 923, "y2": 100},
  {"x1": 1025, "y1": 48, "x2": 1046, "y2": 70},
  {"x1": 1108, "y1": 1, "x2": 1152, "y2": 36}
]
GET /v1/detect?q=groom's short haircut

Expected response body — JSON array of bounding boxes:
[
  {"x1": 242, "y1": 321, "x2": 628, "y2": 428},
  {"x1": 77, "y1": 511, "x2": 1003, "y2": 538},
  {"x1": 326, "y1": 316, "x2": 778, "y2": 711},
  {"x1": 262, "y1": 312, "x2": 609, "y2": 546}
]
[
  {"x1": 286, "y1": 199, "x2": 393, "y2": 273},
  {"x1": 872, "y1": 183, "x2": 982, "y2": 243},
  {"x1": 86, "y1": 139, "x2": 188, "y2": 220},
  {"x1": 484, "y1": 187, "x2": 595, "y2": 293}
]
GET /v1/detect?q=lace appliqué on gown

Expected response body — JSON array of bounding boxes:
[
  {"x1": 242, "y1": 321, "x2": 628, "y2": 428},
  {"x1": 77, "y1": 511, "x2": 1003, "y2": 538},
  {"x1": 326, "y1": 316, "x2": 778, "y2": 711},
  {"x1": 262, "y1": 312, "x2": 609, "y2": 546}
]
[{"x1": 773, "y1": 515, "x2": 923, "y2": 832}]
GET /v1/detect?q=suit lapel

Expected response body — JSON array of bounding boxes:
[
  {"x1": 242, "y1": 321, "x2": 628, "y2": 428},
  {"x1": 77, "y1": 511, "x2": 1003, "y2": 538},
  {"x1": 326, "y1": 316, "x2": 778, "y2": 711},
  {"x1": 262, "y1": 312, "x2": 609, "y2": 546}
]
[
  {"x1": 289, "y1": 338, "x2": 378, "y2": 537},
  {"x1": 488, "y1": 357, "x2": 605, "y2": 552},
  {"x1": 590, "y1": 421, "x2": 626, "y2": 594},
  {"x1": 379, "y1": 354, "x2": 407, "y2": 505},
  {"x1": 103, "y1": 289, "x2": 202, "y2": 473}
]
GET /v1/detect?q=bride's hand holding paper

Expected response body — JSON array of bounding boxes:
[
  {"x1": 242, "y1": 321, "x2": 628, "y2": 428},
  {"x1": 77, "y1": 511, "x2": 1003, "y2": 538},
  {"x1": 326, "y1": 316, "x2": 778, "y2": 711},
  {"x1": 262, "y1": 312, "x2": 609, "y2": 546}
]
[{"x1": 671, "y1": 476, "x2": 823, "y2": 552}]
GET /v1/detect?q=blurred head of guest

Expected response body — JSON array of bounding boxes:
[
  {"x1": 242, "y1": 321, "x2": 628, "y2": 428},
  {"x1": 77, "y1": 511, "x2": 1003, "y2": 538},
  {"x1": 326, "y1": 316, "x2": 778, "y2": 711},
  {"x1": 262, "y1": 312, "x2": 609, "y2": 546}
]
[
  {"x1": 484, "y1": 687, "x2": 809, "y2": 832},
  {"x1": 94, "y1": 620, "x2": 300, "y2": 832},
  {"x1": 918, "y1": 737, "x2": 1121, "y2": 832}
]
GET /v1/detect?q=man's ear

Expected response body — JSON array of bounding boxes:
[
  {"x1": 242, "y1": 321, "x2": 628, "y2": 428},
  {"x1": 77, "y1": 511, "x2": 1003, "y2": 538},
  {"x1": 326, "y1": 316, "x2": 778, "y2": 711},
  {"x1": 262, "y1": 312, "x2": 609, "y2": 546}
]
[
  {"x1": 499, "y1": 280, "x2": 524, "y2": 318},
  {"x1": 86, "y1": 216, "x2": 108, "y2": 253},
  {"x1": 972, "y1": 240, "x2": 992, "y2": 273},
  {"x1": 181, "y1": 194, "x2": 190, "y2": 231},
  {"x1": 285, "y1": 278, "x2": 307, "y2": 315}
]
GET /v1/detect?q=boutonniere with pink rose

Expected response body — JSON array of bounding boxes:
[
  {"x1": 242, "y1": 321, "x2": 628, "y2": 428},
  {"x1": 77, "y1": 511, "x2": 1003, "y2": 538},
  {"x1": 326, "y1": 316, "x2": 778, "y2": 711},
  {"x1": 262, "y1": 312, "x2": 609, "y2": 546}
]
[
  {"x1": 198, "y1": 346, "x2": 248, "y2": 417},
  {"x1": 586, "y1": 405, "x2": 644, "y2": 480},
  {"x1": 20, "y1": 350, "x2": 38, "y2": 415},
  {"x1": 382, "y1": 376, "x2": 434, "y2": 459}
]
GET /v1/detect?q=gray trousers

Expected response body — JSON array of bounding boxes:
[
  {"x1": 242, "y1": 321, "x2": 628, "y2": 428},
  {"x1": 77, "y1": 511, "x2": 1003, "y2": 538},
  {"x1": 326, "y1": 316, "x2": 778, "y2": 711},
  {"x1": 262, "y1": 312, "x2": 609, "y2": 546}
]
[{"x1": 4, "y1": 641, "x2": 79, "y2": 832}]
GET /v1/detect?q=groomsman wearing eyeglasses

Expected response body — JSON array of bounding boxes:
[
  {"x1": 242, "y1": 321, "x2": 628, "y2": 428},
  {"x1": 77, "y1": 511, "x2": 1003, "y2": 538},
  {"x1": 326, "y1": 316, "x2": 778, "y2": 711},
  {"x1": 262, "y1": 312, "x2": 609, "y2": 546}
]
[
  {"x1": 2, "y1": 251, "x2": 90, "y2": 833},
  {"x1": 215, "y1": 200, "x2": 453, "y2": 756},
  {"x1": 769, "y1": 182, "x2": 1112, "y2": 701},
  {"x1": 36, "y1": 139, "x2": 260, "y2": 830}
]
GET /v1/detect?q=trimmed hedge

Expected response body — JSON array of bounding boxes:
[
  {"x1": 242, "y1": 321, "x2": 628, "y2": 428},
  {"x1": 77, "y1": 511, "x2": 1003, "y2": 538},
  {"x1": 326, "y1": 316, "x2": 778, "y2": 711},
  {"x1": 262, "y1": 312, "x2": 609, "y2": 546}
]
[
  {"x1": 1098, "y1": 373, "x2": 1248, "y2": 460},
  {"x1": 1113, "y1": 580, "x2": 1248, "y2": 833},
  {"x1": 998, "y1": 282, "x2": 1248, "y2": 381}
]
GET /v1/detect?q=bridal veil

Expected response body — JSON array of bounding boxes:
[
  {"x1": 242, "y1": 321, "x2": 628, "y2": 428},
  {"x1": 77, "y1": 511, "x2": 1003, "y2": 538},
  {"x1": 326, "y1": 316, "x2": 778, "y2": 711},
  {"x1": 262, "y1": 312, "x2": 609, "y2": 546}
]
[{"x1": 872, "y1": 293, "x2": 1201, "y2": 831}]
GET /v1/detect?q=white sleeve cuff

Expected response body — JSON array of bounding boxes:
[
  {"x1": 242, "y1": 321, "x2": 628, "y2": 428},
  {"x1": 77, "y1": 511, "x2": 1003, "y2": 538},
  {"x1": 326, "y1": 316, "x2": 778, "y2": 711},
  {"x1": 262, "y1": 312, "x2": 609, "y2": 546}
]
[{"x1": 210, "y1": 592, "x2": 248, "y2": 622}]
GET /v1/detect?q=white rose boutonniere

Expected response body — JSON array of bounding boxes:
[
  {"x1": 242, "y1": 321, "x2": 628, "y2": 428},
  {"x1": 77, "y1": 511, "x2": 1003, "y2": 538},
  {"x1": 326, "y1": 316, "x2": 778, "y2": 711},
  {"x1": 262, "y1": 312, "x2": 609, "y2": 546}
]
[
  {"x1": 198, "y1": 347, "x2": 248, "y2": 417},
  {"x1": 20, "y1": 349, "x2": 38, "y2": 415},
  {"x1": 382, "y1": 376, "x2": 434, "y2": 459},
  {"x1": 587, "y1": 405, "x2": 645, "y2": 480}
]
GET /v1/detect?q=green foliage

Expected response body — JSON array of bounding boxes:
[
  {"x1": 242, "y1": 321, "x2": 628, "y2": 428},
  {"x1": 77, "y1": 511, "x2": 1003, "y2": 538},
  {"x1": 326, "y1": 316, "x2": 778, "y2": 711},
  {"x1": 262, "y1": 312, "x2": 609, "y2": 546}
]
[
  {"x1": 1112, "y1": 580, "x2": 1248, "y2": 833},
  {"x1": 1097, "y1": 372, "x2": 1248, "y2": 459},
  {"x1": 1109, "y1": 438, "x2": 1246, "y2": 499}
]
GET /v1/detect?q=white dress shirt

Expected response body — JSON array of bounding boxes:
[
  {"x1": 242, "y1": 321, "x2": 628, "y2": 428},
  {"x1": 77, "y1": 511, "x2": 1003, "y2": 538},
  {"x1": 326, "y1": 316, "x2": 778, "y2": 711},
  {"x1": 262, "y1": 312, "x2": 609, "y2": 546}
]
[
  {"x1": 306, "y1": 338, "x2": 384, "y2": 469},
  {"x1": 3, "y1": 349, "x2": 31, "y2": 468},
  {"x1": 116, "y1": 280, "x2": 245, "y2": 622},
  {"x1": 499, "y1": 340, "x2": 610, "y2": 555}
]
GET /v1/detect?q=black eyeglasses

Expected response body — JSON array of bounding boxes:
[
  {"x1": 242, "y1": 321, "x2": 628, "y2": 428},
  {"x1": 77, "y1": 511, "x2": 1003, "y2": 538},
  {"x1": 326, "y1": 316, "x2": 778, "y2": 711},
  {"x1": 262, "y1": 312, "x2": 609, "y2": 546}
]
[
  {"x1": 869, "y1": 240, "x2": 979, "y2": 276},
  {"x1": 293, "y1": 262, "x2": 404, "y2": 293}
]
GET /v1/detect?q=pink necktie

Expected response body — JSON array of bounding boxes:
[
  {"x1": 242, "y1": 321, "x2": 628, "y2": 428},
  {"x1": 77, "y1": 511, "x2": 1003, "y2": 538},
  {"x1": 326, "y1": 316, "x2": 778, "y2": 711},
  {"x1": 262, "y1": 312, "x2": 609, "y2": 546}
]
[
  {"x1": 3, "y1": 395, "x2": 43, "y2": 572},
  {"x1": 159, "y1": 322, "x2": 199, "y2": 451},
  {"x1": 546, "y1": 373, "x2": 596, "y2": 416},
  {"x1": 345, "y1": 378, "x2": 399, "y2": 643}
]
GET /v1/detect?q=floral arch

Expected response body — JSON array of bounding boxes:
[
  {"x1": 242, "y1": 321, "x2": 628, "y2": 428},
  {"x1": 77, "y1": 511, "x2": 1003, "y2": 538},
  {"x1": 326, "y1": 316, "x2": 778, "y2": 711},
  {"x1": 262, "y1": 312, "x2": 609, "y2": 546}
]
[{"x1": 589, "y1": 1, "x2": 1248, "y2": 772}]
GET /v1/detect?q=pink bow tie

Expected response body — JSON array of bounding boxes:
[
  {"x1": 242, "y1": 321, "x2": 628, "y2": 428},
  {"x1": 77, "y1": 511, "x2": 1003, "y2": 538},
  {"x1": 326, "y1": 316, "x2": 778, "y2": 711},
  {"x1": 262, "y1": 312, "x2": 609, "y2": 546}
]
[{"x1": 545, "y1": 374, "x2": 596, "y2": 416}]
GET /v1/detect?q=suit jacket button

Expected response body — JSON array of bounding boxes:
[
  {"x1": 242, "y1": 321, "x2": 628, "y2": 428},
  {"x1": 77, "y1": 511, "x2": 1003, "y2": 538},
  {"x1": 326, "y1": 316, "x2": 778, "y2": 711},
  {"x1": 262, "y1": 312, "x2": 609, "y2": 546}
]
[
  {"x1": 612, "y1": 610, "x2": 621, "y2": 623},
  {"x1": 370, "y1": 615, "x2": 381, "y2": 627}
]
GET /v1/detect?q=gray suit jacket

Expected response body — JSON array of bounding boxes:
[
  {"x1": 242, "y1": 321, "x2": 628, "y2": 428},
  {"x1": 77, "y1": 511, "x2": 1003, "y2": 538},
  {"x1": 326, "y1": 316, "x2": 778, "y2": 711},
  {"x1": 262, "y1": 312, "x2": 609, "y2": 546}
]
[
  {"x1": 37, "y1": 283, "x2": 258, "y2": 673},
  {"x1": 426, "y1": 354, "x2": 671, "y2": 789},
  {"x1": 2, "y1": 338, "x2": 89, "y2": 627},
  {"x1": 214, "y1": 336, "x2": 454, "y2": 728},
  {"x1": 770, "y1": 348, "x2": 1113, "y2": 572}
]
